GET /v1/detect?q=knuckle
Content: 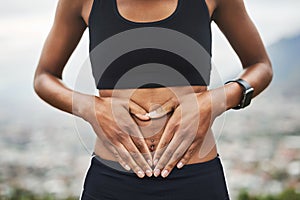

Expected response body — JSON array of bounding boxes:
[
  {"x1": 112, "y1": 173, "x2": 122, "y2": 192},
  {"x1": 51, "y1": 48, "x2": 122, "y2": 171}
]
[
  {"x1": 194, "y1": 135, "x2": 204, "y2": 143},
  {"x1": 120, "y1": 125, "x2": 129, "y2": 133},
  {"x1": 174, "y1": 151, "x2": 182, "y2": 159},
  {"x1": 122, "y1": 123, "x2": 132, "y2": 132},
  {"x1": 113, "y1": 152, "x2": 120, "y2": 159},
  {"x1": 131, "y1": 152, "x2": 140, "y2": 160},
  {"x1": 177, "y1": 133, "x2": 186, "y2": 141},
  {"x1": 166, "y1": 163, "x2": 175, "y2": 170},
  {"x1": 105, "y1": 132, "x2": 114, "y2": 140},
  {"x1": 111, "y1": 142, "x2": 121, "y2": 150},
  {"x1": 123, "y1": 158, "x2": 130, "y2": 165},
  {"x1": 164, "y1": 149, "x2": 173, "y2": 157},
  {"x1": 114, "y1": 129, "x2": 123, "y2": 136},
  {"x1": 171, "y1": 97, "x2": 179, "y2": 108},
  {"x1": 187, "y1": 148, "x2": 195, "y2": 155},
  {"x1": 132, "y1": 165, "x2": 140, "y2": 173},
  {"x1": 135, "y1": 140, "x2": 143, "y2": 150},
  {"x1": 184, "y1": 137, "x2": 195, "y2": 146},
  {"x1": 160, "y1": 141, "x2": 169, "y2": 148},
  {"x1": 117, "y1": 149, "x2": 124, "y2": 157},
  {"x1": 180, "y1": 157, "x2": 187, "y2": 163},
  {"x1": 196, "y1": 131, "x2": 205, "y2": 138},
  {"x1": 122, "y1": 156, "x2": 130, "y2": 163},
  {"x1": 189, "y1": 132, "x2": 198, "y2": 139},
  {"x1": 119, "y1": 152, "x2": 129, "y2": 161},
  {"x1": 117, "y1": 132, "x2": 128, "y2": 142},
  {"x1": 142, "y1": 164, "x2": 149, "y2": 170},
  {"x1": 154, "y1": 149, "x2": 164, "y2": 158}
]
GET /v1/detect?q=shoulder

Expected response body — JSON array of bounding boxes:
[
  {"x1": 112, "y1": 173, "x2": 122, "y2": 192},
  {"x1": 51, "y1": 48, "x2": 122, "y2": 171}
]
[
  {"x1": 212, "y1": 0, "x2": 247, "y2": 21},
  {"x1": 55, "y1": 0, "x2": 85, "y2": 17},
  {"x1": 53, "y1": 0, "x2": 92, "y2": 27},
  {"x1": 214, "y1": 0, "x2": 245, "y2": 6}
]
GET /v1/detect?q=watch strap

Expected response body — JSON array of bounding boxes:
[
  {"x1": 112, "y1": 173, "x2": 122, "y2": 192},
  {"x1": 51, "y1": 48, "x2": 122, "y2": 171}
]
[{"x1": 225, "y1": 78, "x2": 254, "y2": 109}]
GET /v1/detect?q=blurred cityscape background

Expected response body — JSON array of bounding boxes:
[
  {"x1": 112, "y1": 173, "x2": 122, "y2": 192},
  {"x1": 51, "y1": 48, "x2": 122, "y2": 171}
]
[{"x1": 1, "y1": 0, "x2": 300, "y2": 199}]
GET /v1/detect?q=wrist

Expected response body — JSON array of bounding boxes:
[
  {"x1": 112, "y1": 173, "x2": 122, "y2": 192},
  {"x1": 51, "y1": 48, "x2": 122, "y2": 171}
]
[
  {"x1": 72, "y1": 92, "x2": 97, "y2": 121},
  {"x1": 196, "y1": 89, "x2": 226, "y2": 118},
  {"x1": 223, "y1": 82, "x2": 244, "y2": 110}
]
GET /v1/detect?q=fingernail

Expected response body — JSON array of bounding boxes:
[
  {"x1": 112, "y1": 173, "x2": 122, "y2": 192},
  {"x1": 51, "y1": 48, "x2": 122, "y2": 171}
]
[
  {"x1": 124, "y1": 164, "x2": 131, "y2": 171},
  {"x1": 145, "y1": 169, "x2": 152, "y2": 177},
  {"x1": 137, "y1": 170, "x2": 145, "y2": 178},
  {"x1": 153, "y1": 159, "x2": 158, "y2": 166},
  {"x1": 135, "y1": 113, "x2": 144, "y2": 117},
  {"x1": 135, "y1": 113, "x2": 149, "y2": 119},
  {"x1": 154, "y1": 169, "x2": 160, "y2": 177},
  {"x1": 161, "y1": 169, "x2": 169, "y2": 178},
  {"x1": 147, "y1": 159, "x2": 153, "y2": 166},
  {"x1": 177, "y1": 162, "x2": 183, "y2": 169}
]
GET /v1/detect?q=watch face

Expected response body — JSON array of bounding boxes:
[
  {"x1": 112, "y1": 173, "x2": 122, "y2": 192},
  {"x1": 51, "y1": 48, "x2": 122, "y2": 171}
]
[
  {"x1": 243, "y1": 88, "x2": 254, "y2": 107},
  {"x1": 245, "y1": 87, "x2": 254, "y2": 95}
]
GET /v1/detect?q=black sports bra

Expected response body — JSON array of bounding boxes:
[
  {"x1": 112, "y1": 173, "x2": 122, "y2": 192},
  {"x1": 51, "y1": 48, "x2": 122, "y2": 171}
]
[{"x1": 88, "y1": 0, "x2": 212, "y2": 89}]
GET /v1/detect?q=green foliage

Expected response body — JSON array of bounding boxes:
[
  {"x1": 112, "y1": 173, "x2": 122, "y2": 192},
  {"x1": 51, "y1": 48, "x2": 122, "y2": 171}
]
[
  {"x1": 237, "y1": 188, "x2": 300, "y2": 200},
  {"x1": 278, "y1": 188, "x2": 300, "y2": 200}
]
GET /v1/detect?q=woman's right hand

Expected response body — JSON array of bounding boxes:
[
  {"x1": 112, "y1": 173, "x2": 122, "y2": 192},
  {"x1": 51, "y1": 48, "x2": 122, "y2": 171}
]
[{"x1": 80, "y1": 95, "x2": 153, "y2": 178}]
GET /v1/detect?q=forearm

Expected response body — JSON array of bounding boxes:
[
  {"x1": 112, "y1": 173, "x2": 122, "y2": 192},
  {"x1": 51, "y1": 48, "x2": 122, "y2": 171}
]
[
  {"x1": 206, "y1": 60, "x2": 272, "y2": 115},
  {"x1": 211, "y1": 0, "x2": 273, "y2": 111},
  {"x1": 224, "y1": 61, "x2": 273, "y2": 110},
  {"x1": 33, "y1": 71, "x2": 94, "y2": 120}
]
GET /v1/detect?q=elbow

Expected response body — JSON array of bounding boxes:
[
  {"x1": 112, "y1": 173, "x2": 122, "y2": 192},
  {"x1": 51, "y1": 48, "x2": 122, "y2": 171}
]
[
  {"x1": 33, "y1": 73, "x2": 42, "y2": 97},
  {"x1": 265, "y1": 58, "x2": 273, "y2": 86},
  {"x1": 33, "y1": 70, "x2": 46, "y2": 99}
]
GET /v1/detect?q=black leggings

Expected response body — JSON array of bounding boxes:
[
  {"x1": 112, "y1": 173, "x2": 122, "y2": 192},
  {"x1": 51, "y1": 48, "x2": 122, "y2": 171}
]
[{"x1": 80, "y1": 154, "x2": 230, "y2": 200}]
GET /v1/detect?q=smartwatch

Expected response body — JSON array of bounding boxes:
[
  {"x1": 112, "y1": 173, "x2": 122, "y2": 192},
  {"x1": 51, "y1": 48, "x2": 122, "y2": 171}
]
[{"x1": 225, "y1": 78, "x2": 254, "y2": 109}]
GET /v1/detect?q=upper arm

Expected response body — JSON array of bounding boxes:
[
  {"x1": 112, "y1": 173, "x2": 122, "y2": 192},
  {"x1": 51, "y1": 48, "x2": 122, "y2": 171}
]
[
  {"x1": 35, "y1": 0, "x2": 86, "y2": 79},
  {"x1": 212, "y1": 0, "x2": 271, "y2": 68}
]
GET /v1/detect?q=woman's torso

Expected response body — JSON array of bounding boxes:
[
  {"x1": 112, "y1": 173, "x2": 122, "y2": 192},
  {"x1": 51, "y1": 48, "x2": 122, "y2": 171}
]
[{"x1": 82, "y1": 0, "x2": 218, "y2": 164}]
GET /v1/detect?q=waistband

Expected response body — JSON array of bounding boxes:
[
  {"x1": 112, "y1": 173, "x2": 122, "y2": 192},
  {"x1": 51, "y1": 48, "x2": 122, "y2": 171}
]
[{"x1": 90, "y1": 152, "x2": 224, "y2": 179}]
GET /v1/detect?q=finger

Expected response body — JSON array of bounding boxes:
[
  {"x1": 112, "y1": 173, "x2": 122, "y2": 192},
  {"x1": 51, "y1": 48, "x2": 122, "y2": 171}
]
[
  {"x1": 103, "y1": 141, "x2": 131, "y2": 171},
  {"x1": 128, "y1": 99, "x2": 150, "y2": 121},
  {"x1": 153, "y1": 132, "x2": 182, "y2": 177},
  {"x1": 114, "y1": 143, "x2": 147, "y2": 178},
  {"x1": 116, "y1": 105, "x2": 153, "y2": 170},
  {"x1": 161, "y1": 143, "x2": 189, "y2": 178},
  {"x1": 130, "y1": 135, "x2": 154, "y2": 166},
  {"x1": 148, "y1": 97, "x2": 179, "y2": 119},
  {"x1": 96, "y1": 134, "x2": 132, "y2": 172},
  {"x1": 152, "y1": 113, "x2": 179, "y2": 167},
  {"x1": 123, "y1": 116, "x2": 153, "y2": 169},
  {"x1": 176, "y1": 141, "x2": 199, "y2": 169},
  {"x1": 94, "y1": 122, "x2": 151, "y2": 177},
  {"x1": 160, "y1": 140, "x2": 196, "y2": 178},
  {"x1": 119, "y1": 133, "x2": 153, "y2": 177}
]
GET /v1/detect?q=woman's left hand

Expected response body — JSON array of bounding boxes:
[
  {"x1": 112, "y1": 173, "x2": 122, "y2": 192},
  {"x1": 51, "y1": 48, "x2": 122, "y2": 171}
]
[{"x1": 151, "y1": 89, "x2": 226, "y2": 178}]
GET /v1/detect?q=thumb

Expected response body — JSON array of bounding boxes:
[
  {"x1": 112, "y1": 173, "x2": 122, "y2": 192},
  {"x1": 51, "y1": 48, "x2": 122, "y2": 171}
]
[
  {"x1": 148, "y1": 97, "x2": 179, "y2": 119},
  {"x1": 128, "y1": 100, "x2": 150, "y2": 121}
]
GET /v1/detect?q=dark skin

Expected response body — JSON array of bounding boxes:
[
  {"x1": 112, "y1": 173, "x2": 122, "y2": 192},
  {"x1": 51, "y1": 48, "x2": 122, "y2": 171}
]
[{"x1": 34, "y1": 0, "x2": 272, "y2": 179}]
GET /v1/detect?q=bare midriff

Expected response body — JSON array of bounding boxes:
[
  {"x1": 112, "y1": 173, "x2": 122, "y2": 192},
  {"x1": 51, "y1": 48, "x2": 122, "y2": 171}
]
[{"x1": 93, "y1": 85, "x2": 218, "y2": 165}]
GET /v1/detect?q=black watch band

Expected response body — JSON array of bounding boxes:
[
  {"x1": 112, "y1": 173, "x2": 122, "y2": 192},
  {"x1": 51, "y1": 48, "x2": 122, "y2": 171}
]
[{"x1": 225, "y1": 78, "x2": 254, "y2": 109}]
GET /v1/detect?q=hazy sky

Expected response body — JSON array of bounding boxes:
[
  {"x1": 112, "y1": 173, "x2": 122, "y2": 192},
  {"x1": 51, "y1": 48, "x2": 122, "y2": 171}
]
[{"x1": 0, "y1": 0, "x2": 300, "y2": 103}]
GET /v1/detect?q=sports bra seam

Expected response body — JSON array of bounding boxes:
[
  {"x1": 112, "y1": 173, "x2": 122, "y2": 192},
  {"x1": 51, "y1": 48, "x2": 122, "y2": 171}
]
[
  {"x1": 201, "y1": 0, "x2": 212, "y2": 23},
  {"x1": 200, "y1": 0, "x2": 213, "y2": 56},
  {"x1": 113, "y1": 0, "x2": 182, "y2": 26},
  {"x1": 88, "y1": 0, "x2": 101, "y2": 28}
]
